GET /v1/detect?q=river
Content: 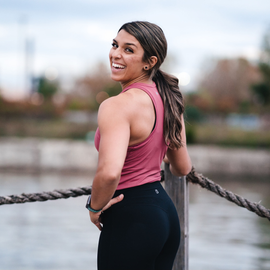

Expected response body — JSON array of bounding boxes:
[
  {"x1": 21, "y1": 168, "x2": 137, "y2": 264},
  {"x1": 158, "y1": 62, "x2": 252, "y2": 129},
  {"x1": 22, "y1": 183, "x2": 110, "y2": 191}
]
[{"x1": 0, "y1": 172, "x2": 269, "y2": 270}]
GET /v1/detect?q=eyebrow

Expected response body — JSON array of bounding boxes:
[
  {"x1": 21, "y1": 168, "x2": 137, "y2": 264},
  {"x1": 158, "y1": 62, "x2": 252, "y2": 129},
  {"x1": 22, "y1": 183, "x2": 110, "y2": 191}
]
[{"x1": 113, "y1": 39, "x2": 138, "y2": 48}]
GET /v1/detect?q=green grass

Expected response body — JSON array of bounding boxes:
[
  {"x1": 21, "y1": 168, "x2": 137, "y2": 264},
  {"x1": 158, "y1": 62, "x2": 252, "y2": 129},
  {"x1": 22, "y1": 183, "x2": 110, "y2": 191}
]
[
  {"x1": 186, "y1": 123, "x2": 270, "y2": 148},
  {"x1": 0, "y1": 118, "x2": 97, "y2": 140}
]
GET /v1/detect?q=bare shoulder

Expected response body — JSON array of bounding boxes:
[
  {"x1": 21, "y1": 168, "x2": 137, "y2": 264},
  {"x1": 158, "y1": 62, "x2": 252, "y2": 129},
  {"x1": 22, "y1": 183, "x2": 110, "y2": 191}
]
[
  {"x1": 98, "y1": 88, "x2": 152, "y2": 130},
  {"x1": 97, "y1": 93, "x2": 133, "y2": 124},
  {"x1": 122, "y1": 87, "x2": 152, "y2": 108},
  {"x1": 99, "y1": 89, "x2": 145, "y2": 115}
]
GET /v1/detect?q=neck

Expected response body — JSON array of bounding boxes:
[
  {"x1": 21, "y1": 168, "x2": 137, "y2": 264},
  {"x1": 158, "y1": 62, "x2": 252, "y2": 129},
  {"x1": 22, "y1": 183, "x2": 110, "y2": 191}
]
[{"x1": 121, "y1": 75, "x2": 153, "y2": 89}]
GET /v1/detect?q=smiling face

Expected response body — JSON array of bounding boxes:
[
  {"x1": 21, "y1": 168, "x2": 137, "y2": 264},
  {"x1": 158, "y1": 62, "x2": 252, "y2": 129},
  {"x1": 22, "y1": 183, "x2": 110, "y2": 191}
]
[{"x1": 109, "y1": 30, "x2": 149, "y2": 87}]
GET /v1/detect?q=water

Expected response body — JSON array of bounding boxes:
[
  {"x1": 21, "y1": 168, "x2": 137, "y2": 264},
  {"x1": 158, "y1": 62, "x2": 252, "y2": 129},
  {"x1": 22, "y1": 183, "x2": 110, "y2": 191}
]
[
  {"x1": 0, "y1": 173, "x2": 99, "y2": 270},
  {"x1": 189, "y1": 174, "x2": 270, "y2": 270},
  {"x1": 0, "y1": 172, "x2": 269, "y2": 270}
]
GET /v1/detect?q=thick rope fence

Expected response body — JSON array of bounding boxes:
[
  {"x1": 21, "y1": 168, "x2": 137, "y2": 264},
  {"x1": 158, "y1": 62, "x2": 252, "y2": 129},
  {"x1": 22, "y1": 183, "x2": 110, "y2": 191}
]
[{"x1": 0, "y1": 167, "x2": 269, "y2": 221}]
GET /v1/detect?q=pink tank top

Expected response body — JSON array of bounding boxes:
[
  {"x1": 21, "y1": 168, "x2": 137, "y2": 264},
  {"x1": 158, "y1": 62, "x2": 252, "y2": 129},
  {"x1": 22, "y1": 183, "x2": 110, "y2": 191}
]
[{"x1": 94, "y1": 82, "x2": 168, "y2": 190}]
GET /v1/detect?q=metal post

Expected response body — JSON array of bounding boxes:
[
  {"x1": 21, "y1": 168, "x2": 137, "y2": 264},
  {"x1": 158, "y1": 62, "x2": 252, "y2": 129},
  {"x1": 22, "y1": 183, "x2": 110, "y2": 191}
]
[{"x1": 164, "y1": 163, "x2": 189, "y2": 270}]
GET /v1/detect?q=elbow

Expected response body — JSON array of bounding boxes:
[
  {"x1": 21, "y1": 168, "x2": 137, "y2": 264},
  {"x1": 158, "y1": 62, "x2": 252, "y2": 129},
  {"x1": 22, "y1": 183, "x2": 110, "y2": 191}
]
[
  {"x1": 170, "y1": 163, "x2": 192, "y2": 177},
  {"x1": 181, "y1": 165, "x2": 192, "y2": 176},
  {"x1": 95, "y1": 167, "x2": 121, "y2": 185},
  {"x1": 183, "y1": 163, "x2": 192, "y2": 176}
]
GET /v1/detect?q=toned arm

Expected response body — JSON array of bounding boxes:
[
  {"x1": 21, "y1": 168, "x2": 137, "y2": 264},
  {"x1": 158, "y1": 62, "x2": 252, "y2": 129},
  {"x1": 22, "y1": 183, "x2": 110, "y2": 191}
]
[
  {"x1": 90, "y1": 96, "x2": 130, "y2": 211},
  {"x1": 166, "y1": 114, "x2": 192, "y2": 176}
]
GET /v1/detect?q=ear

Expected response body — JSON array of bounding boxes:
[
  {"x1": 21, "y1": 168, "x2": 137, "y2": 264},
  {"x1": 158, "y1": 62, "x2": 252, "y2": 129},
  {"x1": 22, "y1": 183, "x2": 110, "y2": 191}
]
[{"x1": 149, "y1": 56, "x2": 158, "y2": 69}]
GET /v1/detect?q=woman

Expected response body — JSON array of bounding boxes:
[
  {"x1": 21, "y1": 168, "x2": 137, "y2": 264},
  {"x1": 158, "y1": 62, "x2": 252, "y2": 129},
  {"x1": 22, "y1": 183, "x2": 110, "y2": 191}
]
[{"x1": 87, "y1": 21, "x2": 192, "y2": 270}]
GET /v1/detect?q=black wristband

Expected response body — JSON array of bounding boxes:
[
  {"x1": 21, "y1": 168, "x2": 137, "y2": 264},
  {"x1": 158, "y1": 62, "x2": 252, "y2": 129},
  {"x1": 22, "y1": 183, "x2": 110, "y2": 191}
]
[{"x1": 85, "y1": 195, "x2": 103, "y2": 213}]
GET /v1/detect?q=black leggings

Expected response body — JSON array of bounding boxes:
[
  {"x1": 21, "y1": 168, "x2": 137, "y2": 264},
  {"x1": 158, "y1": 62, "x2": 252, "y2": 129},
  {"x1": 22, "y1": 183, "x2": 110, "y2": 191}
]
[{"x1": 98, "y1": 181, "x2": 180, "y2": 270}]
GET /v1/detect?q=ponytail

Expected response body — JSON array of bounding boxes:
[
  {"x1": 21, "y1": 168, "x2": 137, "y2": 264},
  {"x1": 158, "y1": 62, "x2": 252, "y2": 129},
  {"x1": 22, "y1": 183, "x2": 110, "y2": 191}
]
[
  {"x1": 118, "y1": 21, "x2": 184, "y2": 148},
  {"x1": 152, "y1": 69, "x2": 185, "y2": 149}
]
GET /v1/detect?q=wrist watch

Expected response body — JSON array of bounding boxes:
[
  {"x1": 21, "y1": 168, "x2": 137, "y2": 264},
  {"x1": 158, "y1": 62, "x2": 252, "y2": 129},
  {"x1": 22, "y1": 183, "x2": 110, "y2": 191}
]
[{"x1": 85, "y1": 195, "x2": 103, "y2": 213}]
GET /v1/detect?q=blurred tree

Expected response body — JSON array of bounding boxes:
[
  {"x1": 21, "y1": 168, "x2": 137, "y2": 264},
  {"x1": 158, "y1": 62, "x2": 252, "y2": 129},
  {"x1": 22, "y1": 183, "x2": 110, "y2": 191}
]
[
  {"x1": 252, "y1": 27, "x2": 270, "y2": 105},
  {"x1": 185, "y1": 105, "x2": 203, "y2": 122},
  {"x1": 75, "y1": 63, "x2": 111, "y2": 96},
  {"x1": 33, "y1": 76, "x2": 59, "y2": 99},
  {"x1": 72, "y1": 62, "x2": 121, "y2": 111},
  {"x1": 198, "y1": 57, "x2": 261, "y2": 113}
]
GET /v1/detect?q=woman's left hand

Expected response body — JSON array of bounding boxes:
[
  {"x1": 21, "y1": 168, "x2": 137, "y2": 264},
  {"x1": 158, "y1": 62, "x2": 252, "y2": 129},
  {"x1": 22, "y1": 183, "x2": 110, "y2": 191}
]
[{"x1": 89, "y1": 194, "x2": 124, "y2": 231}]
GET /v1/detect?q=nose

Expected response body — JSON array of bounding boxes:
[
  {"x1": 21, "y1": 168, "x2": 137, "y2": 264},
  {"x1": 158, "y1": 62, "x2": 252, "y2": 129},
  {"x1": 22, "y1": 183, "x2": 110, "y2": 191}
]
[{"x1": 111, "y1": 47, "x2": 121, "y2": 59}]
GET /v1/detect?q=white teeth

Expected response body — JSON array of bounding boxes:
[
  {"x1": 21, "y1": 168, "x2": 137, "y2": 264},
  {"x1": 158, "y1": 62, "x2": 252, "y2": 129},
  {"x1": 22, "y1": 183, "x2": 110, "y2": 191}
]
[{"x1": 112, "y1": 63, "x2": 125, "y2": 69}]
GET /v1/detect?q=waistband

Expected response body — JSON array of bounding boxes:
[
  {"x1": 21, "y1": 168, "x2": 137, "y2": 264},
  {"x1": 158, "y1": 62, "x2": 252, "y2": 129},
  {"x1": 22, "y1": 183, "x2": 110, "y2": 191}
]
[{"x1": 113, "y1": 181, "x2": 162, "y2": 198}]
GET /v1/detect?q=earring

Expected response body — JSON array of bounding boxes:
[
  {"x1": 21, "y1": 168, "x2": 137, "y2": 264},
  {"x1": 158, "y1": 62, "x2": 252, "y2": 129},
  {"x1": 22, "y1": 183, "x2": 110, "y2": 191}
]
[{"x1": 144, "y1": 66, "x2": 148, "y2": 70}]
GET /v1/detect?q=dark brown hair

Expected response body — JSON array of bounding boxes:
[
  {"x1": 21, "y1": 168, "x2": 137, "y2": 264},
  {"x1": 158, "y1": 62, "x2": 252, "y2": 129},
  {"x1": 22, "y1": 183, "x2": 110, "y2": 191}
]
[{"x1": 119, "y1": 21, "x2": 185, "y2": 149}]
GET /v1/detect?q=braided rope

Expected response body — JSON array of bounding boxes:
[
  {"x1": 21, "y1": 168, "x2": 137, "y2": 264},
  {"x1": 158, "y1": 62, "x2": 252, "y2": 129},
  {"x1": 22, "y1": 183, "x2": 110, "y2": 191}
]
[
  {"x1": 0, "y1": 168, "x2": 269, "y2": 221},
  {"x1": 0, "y1": 186, "x2": 92, "y2": 205},
  {"x1": 187, "y1": 167, "x2": 270, "y2": 221}
]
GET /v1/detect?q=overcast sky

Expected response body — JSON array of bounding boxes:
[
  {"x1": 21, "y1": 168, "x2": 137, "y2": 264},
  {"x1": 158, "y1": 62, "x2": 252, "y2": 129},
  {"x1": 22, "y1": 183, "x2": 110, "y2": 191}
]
[{"x1": 0, "y1": 0, "x2": 270, "y2": 99}]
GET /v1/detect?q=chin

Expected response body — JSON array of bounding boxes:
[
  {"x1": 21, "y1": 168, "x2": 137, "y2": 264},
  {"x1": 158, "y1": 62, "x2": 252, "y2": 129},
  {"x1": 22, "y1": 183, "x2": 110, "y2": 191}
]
[{"x1": 110, "y1": 74, "x2": 123, "y2": 82}]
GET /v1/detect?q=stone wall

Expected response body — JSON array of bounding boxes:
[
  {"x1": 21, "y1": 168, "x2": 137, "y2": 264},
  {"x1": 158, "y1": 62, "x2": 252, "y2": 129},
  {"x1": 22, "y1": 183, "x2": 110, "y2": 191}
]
[
  {"x1": 0, "y1": 138, "x2": 98, "y2": 174},
  {"x1": 0, "y1": 138, "x2": 269, "y2": 175},
  {"x1": 188, "y1": 145, "x2": 270, "y2": 176}
]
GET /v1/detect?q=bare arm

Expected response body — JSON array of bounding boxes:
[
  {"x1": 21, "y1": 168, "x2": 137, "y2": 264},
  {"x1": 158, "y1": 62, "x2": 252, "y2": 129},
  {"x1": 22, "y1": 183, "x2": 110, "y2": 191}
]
[
  {"x1": 165, "y1": 114, "x2": 192, "y2": 176},
  {"x1": 89, "y1": 96, "x2": 130, "y2": 229}
]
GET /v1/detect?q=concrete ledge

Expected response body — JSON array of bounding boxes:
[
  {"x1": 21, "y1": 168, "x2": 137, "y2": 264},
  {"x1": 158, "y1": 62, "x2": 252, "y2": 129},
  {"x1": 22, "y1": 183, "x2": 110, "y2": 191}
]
[
  {"x1": 188, "y1": 145, "x2": 270, "y2": 175},
  {"x1": 0, "y1": 138, "x2": 98, "y2": 174},
  {"x1": 0, "y1": 138, "x2": 269, "y2": 175}
]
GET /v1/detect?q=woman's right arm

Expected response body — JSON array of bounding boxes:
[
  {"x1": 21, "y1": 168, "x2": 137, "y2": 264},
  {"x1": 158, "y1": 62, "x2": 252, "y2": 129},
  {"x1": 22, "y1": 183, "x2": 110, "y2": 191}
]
[
  {"x1": 165, "y1": 114, "x2": 192, "y2": 176},
  {"x1": 89, "y1": 95, "x2": 131, "y2": 230}
]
